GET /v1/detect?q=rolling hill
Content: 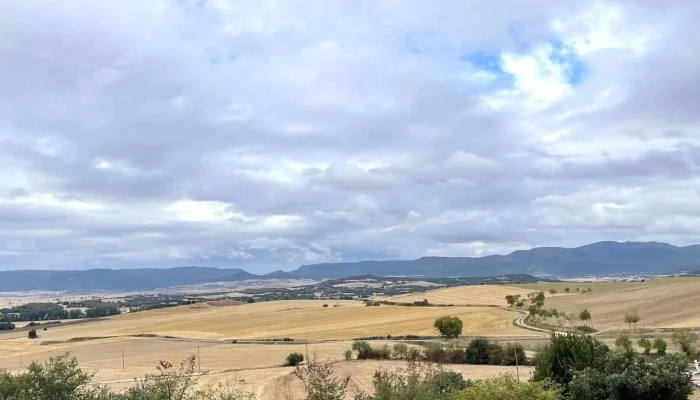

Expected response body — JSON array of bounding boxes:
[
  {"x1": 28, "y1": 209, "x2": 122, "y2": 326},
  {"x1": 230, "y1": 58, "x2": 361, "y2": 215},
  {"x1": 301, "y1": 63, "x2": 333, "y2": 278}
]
[{"x1": 1, "y1": 241, "x2": 700, "y2": 291}]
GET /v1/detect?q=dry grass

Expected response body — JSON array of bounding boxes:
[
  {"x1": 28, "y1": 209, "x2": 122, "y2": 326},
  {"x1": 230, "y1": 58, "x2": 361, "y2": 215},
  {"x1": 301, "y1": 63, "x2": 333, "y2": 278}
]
[
  {"x1": 0, "y1": 300, "x2": 533, "y2": 347},
  {"x1": 524, "y1": 277, "x2": 700, "y2": 332},
  {"x1": 381, "y1": 285, "x2": 538, "y2": 306}
]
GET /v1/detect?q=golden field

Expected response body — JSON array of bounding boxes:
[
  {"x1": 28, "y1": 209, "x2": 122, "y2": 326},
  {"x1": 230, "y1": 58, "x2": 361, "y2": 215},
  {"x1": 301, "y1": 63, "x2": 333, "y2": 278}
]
[
  {"x1": 0, "y1": 298, "x2": 536, "y2": 399},
  {"x1": 0, "y1": 300, "x2": 531, "y2": 345},
  {"x1": 0, "y1": 336, "x2": 531, "y2": 398},
  {"x1": 508, "y1": 277, "x2": 700, "y2": 332},
  {"x1": 381, "y1": 285, "x2": 538, "y2": 306}
]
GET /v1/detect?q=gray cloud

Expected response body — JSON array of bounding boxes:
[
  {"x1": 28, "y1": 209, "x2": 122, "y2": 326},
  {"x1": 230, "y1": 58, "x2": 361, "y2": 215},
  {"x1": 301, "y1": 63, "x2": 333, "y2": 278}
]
[{"x1": 1, "y1": 0, "x2": 700, "y2": 272}]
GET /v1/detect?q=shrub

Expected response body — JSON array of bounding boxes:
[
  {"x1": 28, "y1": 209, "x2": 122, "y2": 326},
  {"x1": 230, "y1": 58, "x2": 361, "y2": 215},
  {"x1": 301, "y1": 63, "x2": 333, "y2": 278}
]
[
  {"x1": 652, "y1": 337, "x2": 667, "y2": 355},
  {"x1": 322, "y1": 304, "x2": 328, "y2": 307},
  {"x1": 614, "y1": 335, "x2": 633, "y2": 352},
  {"x1": 28, "y1": 329, "x2": 38, "y2": 339},
  {"x1": 501, "y1": 343, "x2": 527, "y2": 366},
  {"x1": 568, "y1": 353, "x2": 692, "y2": 400},
  {"x1": 453, "y1": 375, "x2": 561, "y2": 400},
  {"x1": 285, "y1": 352, "x2": 305, "y2": 367},
  {"x1": 466, "y1": 338, "x2": 490, "y2": 365},
  {"x1": 532, "y1": 333, "x2": 609, "y2": 393},
  {"x1": 246, "y1": 298, "x2": 255, "y2": 303},
  {"x1": 356, "y1": 361, "x2": 471, "y2": 400},
  {"x1": 486, "y1": 343, "x2": 505, "y2": 365},
  {"x1": 352, "y1": 340, "x2": 374, "y2": 360},
  {"x1": 294, "y1": 356, "x2": 349, "y2": 400},
  {"x1": 671, "y1": 330, "x2": 698, "y2": 356},
  {"x1": 392, "y1": 343, "x2": 408, "y2": 360},
  {"x1": 343, "y1": 349, "x2": 353, "y2": 361},
  {"x1": 637, "y1": 337, "x2": 652, "y2": 355}
]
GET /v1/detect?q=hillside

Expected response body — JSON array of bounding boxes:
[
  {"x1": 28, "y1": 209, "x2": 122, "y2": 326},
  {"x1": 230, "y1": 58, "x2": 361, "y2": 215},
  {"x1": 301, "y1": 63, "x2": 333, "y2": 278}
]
[
  {"x1": 292, "y1": 241, "x2": 700, "y2": 279},
  {"x1": 2, "y1": 241, "x2": 700, "y2": 292}
]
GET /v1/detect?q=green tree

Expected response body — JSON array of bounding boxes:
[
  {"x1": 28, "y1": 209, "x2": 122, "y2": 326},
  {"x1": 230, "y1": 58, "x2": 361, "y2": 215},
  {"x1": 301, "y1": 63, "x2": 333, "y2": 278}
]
[
  {"x1": 637, "y1": 337, "x2": 652, "y2": 355},
  {"x1": 564, "y1": 287, "x2": 570, "y2": 293},
  {"x1": 568, "y1": 353, "x2": 692, "y2": 400},
  {"x1": 505, "y1": 295, "x2": 516, "y2": 307},
  {"x1": 532, "y1": 333, "x2": 610, "y2": 393},
  {"x1": 548, "y1": 288, "x2": 558, "y2": 297},
  {"x1": 578, "y1": 309, "x2": 592, "y2": 327},
  {"x1": 433, "y1": 316, "x2": 463, "y2": 340},
  {"x1": 466, "y1": 338, "x2": 490, "y2": 365},
  {"x1": 653, "y1": 337, "x2": 667, "y2": 355},
  {"x1": 624, "y1": 312, "x2": 640, "y2": 332},
  {"x1": 453, "y1": 375, "x2": 561, "y2": 400},
  {"x1": 285, "y1": 352, "x2": 305, "y2": 367},
  {"x1": 352, "y1": 340, "x2": 374, "y2": 360},
  {"x1": 671, "y1": 330, "x2": 698, "y2": 356},
  {"x1": 28, "y1": 329, "x2": 37, "y2": 339}
]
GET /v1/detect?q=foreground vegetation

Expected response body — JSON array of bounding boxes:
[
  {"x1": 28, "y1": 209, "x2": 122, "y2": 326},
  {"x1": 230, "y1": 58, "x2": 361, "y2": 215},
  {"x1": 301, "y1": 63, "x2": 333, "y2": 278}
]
[{"x1": 1, "y1": 331, "x2": 694, "y2": 400}]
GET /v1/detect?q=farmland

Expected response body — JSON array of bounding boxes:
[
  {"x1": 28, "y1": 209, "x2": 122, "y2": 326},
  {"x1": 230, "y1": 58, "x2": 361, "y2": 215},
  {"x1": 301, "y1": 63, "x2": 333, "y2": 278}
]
[{"x1": 381, "y1": 285, "x2": 537, "y2": 306}]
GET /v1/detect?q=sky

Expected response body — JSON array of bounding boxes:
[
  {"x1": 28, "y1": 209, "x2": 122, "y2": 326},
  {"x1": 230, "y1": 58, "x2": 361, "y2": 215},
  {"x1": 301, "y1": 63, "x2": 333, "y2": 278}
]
[{"x1": 1, "y1": 1, "x2": 700, "y2": 272}]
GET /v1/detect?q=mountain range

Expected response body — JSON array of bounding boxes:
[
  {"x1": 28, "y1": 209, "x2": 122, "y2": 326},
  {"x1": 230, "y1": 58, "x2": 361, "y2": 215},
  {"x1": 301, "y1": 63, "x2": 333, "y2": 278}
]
[{"x1": 1, "y1": 241, "x2": 699, "y2": 292}]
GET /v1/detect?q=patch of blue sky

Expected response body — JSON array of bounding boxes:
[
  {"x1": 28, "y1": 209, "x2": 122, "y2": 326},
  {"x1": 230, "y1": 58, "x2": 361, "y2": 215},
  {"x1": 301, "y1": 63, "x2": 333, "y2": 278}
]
[
  {"x1": 460, "y1": 50, "x2": 515, "y2": 90},
  {"x1": 548, "y1": 40, "x2": 587, "y2": 85}
]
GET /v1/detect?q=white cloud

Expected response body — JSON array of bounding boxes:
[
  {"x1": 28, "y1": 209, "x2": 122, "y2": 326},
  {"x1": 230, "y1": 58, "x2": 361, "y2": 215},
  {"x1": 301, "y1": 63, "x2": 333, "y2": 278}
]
[{"x1": 1, "y1": 0, "x2": 700, "y2": 272}]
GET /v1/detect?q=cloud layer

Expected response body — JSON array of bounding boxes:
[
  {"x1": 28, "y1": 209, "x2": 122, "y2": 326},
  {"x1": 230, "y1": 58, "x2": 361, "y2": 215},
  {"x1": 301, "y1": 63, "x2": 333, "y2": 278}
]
[{"x1": 1, "y1": 1, "x2": 700, "y2": 271}]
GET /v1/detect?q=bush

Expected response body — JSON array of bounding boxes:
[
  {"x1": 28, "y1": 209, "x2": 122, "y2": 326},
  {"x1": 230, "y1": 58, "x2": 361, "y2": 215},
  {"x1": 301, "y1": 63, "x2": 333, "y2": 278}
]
[
  {"x1": 568, "y1": 353, "x2": 692, "y2": 400},
  {"x1": 352, "y1": 340, "x2": 374, "y2": 360},
  {"x1": 501, "y1": 343, "x2": 527, "y2": 366},
  {"x1": 285, "y1": 352, "x2": 305, "y2": 367},
  {"x1": 466, "y1": 338, "x2": 490, "y2": 365},
  {"x1": 671, "y1": 330, "x2": 698, "y2": 356},
  {"x1": 246, "y1": 298, "x2": 255, "y2": 304},
  {"x1": 614, "y1": 335, "x2": 633, "y2": 352},
  {"x1": 637, "y1": 337, "x2": 652, "y2": 355},
  {"x1": 356, "y1": 361, "x2": 471, "y2": 400},
  {"x1": 653, "y1": 337, "x2": 667, "y2": 355},
  {"x1": 28, "y1": 329, "x2": 38, "y2": 339},
  {"x1": 392, "y1": 343, "x2": 408, "y2": 359},
  {"x1": 486, "y1": 343, "x2": 505, "y2": 365},
  {"x1": 532, "y1": 333, "x2": 609, "y2": 393},
  {"x1": 322, "y1": 304, "x2": 328, "y2": 307},
  {"x1": 343, "y1": 349, "x2": 353, "y2": 361},
  {"x1": 453, "y1": 375, "x2": 561, "y2": 400}
]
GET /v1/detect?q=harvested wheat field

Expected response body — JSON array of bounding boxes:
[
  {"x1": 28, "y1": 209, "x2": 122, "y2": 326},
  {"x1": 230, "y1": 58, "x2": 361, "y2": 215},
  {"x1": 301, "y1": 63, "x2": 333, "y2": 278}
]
[
  {"x1": 0, "y1": 300, "x2": 532, "y2": 343},
  {"x1": 381, "y1": 285, "x2": 539, "y2": 306},
  {"x1": 531, "y1": 277, "x2": 700, "y2": 332},
  {"x1": 0, "y1": 336, "x2": 394, "y2": 383}
]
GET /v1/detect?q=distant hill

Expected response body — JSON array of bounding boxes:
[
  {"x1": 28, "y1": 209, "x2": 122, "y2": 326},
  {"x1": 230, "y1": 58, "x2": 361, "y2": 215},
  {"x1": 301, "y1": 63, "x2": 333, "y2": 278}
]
[
  {"x1": 290, "y1": 241, "x2": 700, "y2": 279},
  {"x1": 1, "y1": 241, "x2": 699, "y2": 292}
]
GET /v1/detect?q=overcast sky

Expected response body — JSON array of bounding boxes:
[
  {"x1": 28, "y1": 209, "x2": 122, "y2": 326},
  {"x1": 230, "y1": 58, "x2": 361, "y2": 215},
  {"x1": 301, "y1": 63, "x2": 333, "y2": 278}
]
[{"x1": 1, "y1": 1, "x2": 700, "y2": 272}]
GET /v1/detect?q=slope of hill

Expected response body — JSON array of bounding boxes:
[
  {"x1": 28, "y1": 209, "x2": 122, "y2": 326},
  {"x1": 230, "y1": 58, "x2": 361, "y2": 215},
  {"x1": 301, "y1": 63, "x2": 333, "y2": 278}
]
[
  {"x1": 1, "y1": 241, "x2": 699, "y2": 292},
  {"x1": 290, "y1": 241, "x2": 700, "y2": 279}
]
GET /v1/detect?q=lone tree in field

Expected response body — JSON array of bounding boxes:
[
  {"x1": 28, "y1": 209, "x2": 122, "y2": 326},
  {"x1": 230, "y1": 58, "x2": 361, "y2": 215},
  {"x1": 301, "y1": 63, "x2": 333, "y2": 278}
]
[
  {"x1": 579, "y1": 309, "x2": 592, "y2": 327},
  {"x1": 285, "y1": 352, "x2": 305, "y2": 366},
  {"x1": 564, "y1": 287, "x2": 570, "y2": 293},
  {"x1": 28, "y1": 329, "x2": 37, "y2": 339},
  {"x1": 548, "y1": 288, "x2": 558, "y2": 297},
  {"x1": 505, "y1": 295, "x2": 519, "y2": 307},
  {"x1": 624, "y1": 312, "x2": 640, "y2": 332},
  {"x1": 434, "y1": 316, "x2": 463, "y2": 340}
]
